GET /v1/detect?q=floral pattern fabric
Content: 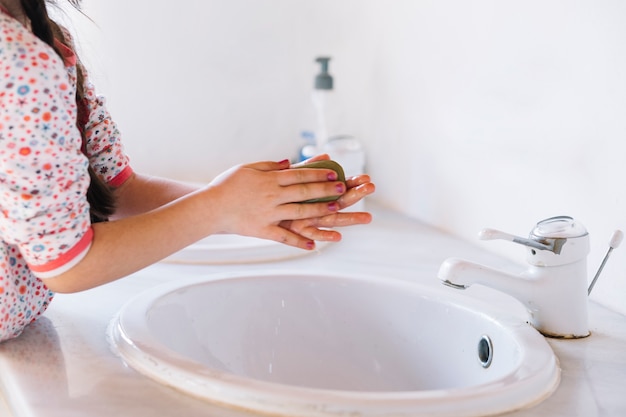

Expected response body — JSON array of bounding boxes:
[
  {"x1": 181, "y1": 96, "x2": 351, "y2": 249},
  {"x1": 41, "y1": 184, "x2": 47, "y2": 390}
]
[{"x1": 0, "y1": 10, "x2": 133, "y2": 341}]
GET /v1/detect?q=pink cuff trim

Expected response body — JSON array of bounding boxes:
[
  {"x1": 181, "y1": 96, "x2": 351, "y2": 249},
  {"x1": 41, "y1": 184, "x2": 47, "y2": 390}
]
[
  {"x1": 28, "y1": 227, "x2": 93, "y2": 274},
  {"x1": 108, "y1": 166, "x2": 134, "y2": 188},
  {"x1": 53, "y1": 39, "x2": 77, "y2": 67}
]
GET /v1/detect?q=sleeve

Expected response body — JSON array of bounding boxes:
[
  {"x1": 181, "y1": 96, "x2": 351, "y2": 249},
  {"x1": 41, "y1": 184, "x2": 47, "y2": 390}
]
[
  {"x1": 0, "y1": 28, "x2": 93, "y2": 279},
  {"x1": 56, "y1": 26, "x2": 133, "y2": 188},
  {"x1": 80, "y1": 66, "x2": 134, "y2": 188}
]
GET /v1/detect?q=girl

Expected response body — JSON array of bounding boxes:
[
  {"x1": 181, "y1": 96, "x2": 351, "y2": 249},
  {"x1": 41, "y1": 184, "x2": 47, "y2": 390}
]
[{"x1": 0, "y1": 0, "x2": 375, "y2": 342}]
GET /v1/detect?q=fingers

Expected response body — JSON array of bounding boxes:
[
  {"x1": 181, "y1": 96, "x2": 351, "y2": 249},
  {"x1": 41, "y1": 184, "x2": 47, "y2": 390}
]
[
  {"x1": 310, "y1": 211, "x2": 373, "y2": 229},
  {"x1": 276, "y1": 166, "x2": 341, "y2": 187},
  {"x1": 229, "y1": 160, "x2": 347, "y2": 205},
  {"x1": 264, "y1": 224, "x2": 316, "y2": 250},
  {"x1": 277, "y1": 200, "x2": 343, "y2": 222},
  {"x1": 285, "y1": 181, "x2": 346, "y2": 205},
  {"x1": 291, "y1": 224, "x2": 343, "y2": 242},
  {"x1": 243, "y1": 158, "x2": 372, "y2": 206},
  {"x1": 269, "y1": 209, "x2": 369, "y2": 249},
  {"x1": 256, "y1": 208, "x2": 374, "y2": 251},
  {"x1": 338, "y1": 177, "x2": 376, "y2": 210},
  {"x1": 277, "y1": 210, "x2": 373, "y2": 247},
  {"x1": 345, "y1": 174, "x2": 372, "y2": 188},
  {"x1": 243, "y1": 159, "x2": 291, "y2": 172},
  {"x1": 275, "y1": 173, "x2": 374, "y2": 218},
  {"x1": 245, "y1": 155, "x2": 333, "y2": 175},
  {"x1": 244, "y1": 154, "x2": 331, "y2": 172}
]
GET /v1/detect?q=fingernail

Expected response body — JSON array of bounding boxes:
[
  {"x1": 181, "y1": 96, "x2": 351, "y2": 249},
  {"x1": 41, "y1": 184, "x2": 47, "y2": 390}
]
[
  {"x1": 336, "y1": 183, "x2": 345, "y2": 193},
  {"x1": 327, "y1": 172, "x2": 337, "y2": 181},
  {"x1": 277, "y1": 159, "x2": 290, "y2": 165},
  {"x1": 306, "y1": 240, "x2": 315, "y2": 250},
  {"x1": 328, "y1": 202, "x2": 338, "y2": 211}
]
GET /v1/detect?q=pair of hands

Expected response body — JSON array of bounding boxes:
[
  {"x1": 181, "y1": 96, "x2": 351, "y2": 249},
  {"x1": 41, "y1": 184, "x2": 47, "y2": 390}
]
[
  {"x1": 208, "y1": 155, "x2": 375, "y2": 250},
  {"x1": 40, "y1": 155, "x2": 373, "y2": 293}
]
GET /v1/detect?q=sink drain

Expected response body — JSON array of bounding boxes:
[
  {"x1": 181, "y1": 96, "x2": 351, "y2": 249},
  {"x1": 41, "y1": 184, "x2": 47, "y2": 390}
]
[{"x1": 478, "y1": 335, "x2": 493, "y2": 368}]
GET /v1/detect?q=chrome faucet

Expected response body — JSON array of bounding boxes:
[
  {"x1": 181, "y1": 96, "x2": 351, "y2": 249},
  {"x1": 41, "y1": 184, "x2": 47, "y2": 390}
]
[{"x1": 438, "y1": 216, "x2": 622, "y2": 339}]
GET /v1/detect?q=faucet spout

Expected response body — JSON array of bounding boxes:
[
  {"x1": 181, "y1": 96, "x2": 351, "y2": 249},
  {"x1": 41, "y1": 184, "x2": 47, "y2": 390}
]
[
  {"x1": 437, "y1": 257, "x2": 589, "y2": 338},
  {"x1": 438, "y1": 257, "x2": 536, "y2": 304}
]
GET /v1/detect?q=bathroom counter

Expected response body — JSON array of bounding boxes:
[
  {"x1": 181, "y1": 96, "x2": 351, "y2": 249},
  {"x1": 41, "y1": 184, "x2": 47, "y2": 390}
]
[{"x1": 1, "y1": 202, "x2": 625, "y2": 417}]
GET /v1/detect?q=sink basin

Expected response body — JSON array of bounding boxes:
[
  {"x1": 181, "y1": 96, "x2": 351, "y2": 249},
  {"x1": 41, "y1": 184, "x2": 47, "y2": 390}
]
[
  {"x1": 162, "y1": 235, "x2": 330, "y2": 264},
  {"x1": 108, "y1": 271, "x2": 560, "y2": 417}
]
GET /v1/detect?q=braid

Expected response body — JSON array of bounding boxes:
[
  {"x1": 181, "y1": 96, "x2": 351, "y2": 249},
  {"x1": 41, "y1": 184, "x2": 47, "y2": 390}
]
[{"x1": 20, "y1": 0, "x2": 116, "y2": 223}]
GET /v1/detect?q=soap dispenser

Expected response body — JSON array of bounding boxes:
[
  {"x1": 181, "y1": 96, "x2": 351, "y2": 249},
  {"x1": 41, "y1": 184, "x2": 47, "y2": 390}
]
[
  {"x1": 309, "y1": 57, "x2": 366, "y2": 181},
  {"x1": 312, "y1": 56, "x2": 334, "y2": 152}
]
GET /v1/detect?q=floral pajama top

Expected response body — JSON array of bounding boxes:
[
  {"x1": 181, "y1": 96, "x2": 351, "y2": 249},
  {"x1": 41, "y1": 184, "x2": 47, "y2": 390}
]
[{"x1": 0, "y1": 9, "x2": 133, "y2": 342}]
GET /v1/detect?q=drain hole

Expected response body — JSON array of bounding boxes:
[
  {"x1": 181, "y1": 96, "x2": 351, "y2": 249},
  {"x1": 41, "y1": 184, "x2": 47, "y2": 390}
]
[{"x1": 478, "y1": 335, "x2": 493, "y2": 368}]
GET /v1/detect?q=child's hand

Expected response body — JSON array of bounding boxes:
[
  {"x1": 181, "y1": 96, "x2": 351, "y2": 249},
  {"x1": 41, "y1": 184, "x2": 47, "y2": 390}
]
[
  {"x1": 205, "y1": 159, "x2": 348, "y2": 249},
  {"x1": 206, "y1": 158, "x2": 374, "y2": 250}
]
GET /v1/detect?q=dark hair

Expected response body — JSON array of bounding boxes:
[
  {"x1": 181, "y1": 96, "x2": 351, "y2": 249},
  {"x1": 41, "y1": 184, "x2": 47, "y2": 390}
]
[{"x1": 20, "y1": 0, "x2": 116, "y2": 223}]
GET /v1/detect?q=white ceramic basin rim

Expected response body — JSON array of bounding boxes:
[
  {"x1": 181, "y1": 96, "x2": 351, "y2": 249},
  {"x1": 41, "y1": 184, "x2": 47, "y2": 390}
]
[{"x1": 109, "y1": 271, "x2": 560, "y2": 417}]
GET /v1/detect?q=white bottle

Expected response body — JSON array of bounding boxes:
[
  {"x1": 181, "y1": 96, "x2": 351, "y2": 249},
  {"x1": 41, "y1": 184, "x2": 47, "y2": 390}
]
[
  {"x1": 312, "y1": 57, "x2": 334, "y2": 153},
  {"x1": 311, "y1": 57, "x2": 365, "y2": 175},
  {"x1": 312, "y1": 57, "x2": 367, "y2": 210},
  {"x1": 324, "y1": 135, "x2": 366, "y2": 179}
]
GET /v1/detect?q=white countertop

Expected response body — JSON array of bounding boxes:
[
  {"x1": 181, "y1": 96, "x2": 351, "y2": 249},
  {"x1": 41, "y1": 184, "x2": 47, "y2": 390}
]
[{"x1": 1, "y1": 202, "x2": 625, "y2": 417}]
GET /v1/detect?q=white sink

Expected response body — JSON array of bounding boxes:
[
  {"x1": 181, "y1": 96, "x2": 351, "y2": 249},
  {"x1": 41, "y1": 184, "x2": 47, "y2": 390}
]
[{"x1": 108, "y1": 271, "x2": 560, "y2": 417}]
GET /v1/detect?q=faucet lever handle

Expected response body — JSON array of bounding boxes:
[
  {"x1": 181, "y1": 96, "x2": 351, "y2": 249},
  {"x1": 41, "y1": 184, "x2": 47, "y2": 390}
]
[
  {"x1": 479, "y1": 228, "x2": 552, "y2": 251},
  {"x1": 588, "y1": 229, "x2": 624, "y2": 295}
]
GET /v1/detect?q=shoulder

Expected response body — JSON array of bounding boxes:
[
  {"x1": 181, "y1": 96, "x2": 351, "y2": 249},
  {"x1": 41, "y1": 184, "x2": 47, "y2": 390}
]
[
  {"x1": 0, "y1": 13, "x2": 67, "y2": 78},
  {"x1": 1, "y1": 16, "x2": 82, "y2": 169},
  {"x1": 1, "y1": 15, "x2": 75, "y2": 126}
]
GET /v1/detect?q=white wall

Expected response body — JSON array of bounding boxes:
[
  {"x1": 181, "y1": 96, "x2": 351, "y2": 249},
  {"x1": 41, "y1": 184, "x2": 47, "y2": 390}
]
[
  {"x1": 58, "y1": 1, "x2": 626, "y2": 315},
  {"x1": 359, "y1": 1, "x2": 626, "y2": 315},
  {"x1": 56, "y1": 0, "x2": 375, "y2": 179}
]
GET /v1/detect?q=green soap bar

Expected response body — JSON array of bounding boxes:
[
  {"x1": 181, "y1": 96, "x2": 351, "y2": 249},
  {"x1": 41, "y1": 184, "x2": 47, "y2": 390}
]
[{"x1": 294, "y1": 160, "x2": 346, "y2": 203}]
